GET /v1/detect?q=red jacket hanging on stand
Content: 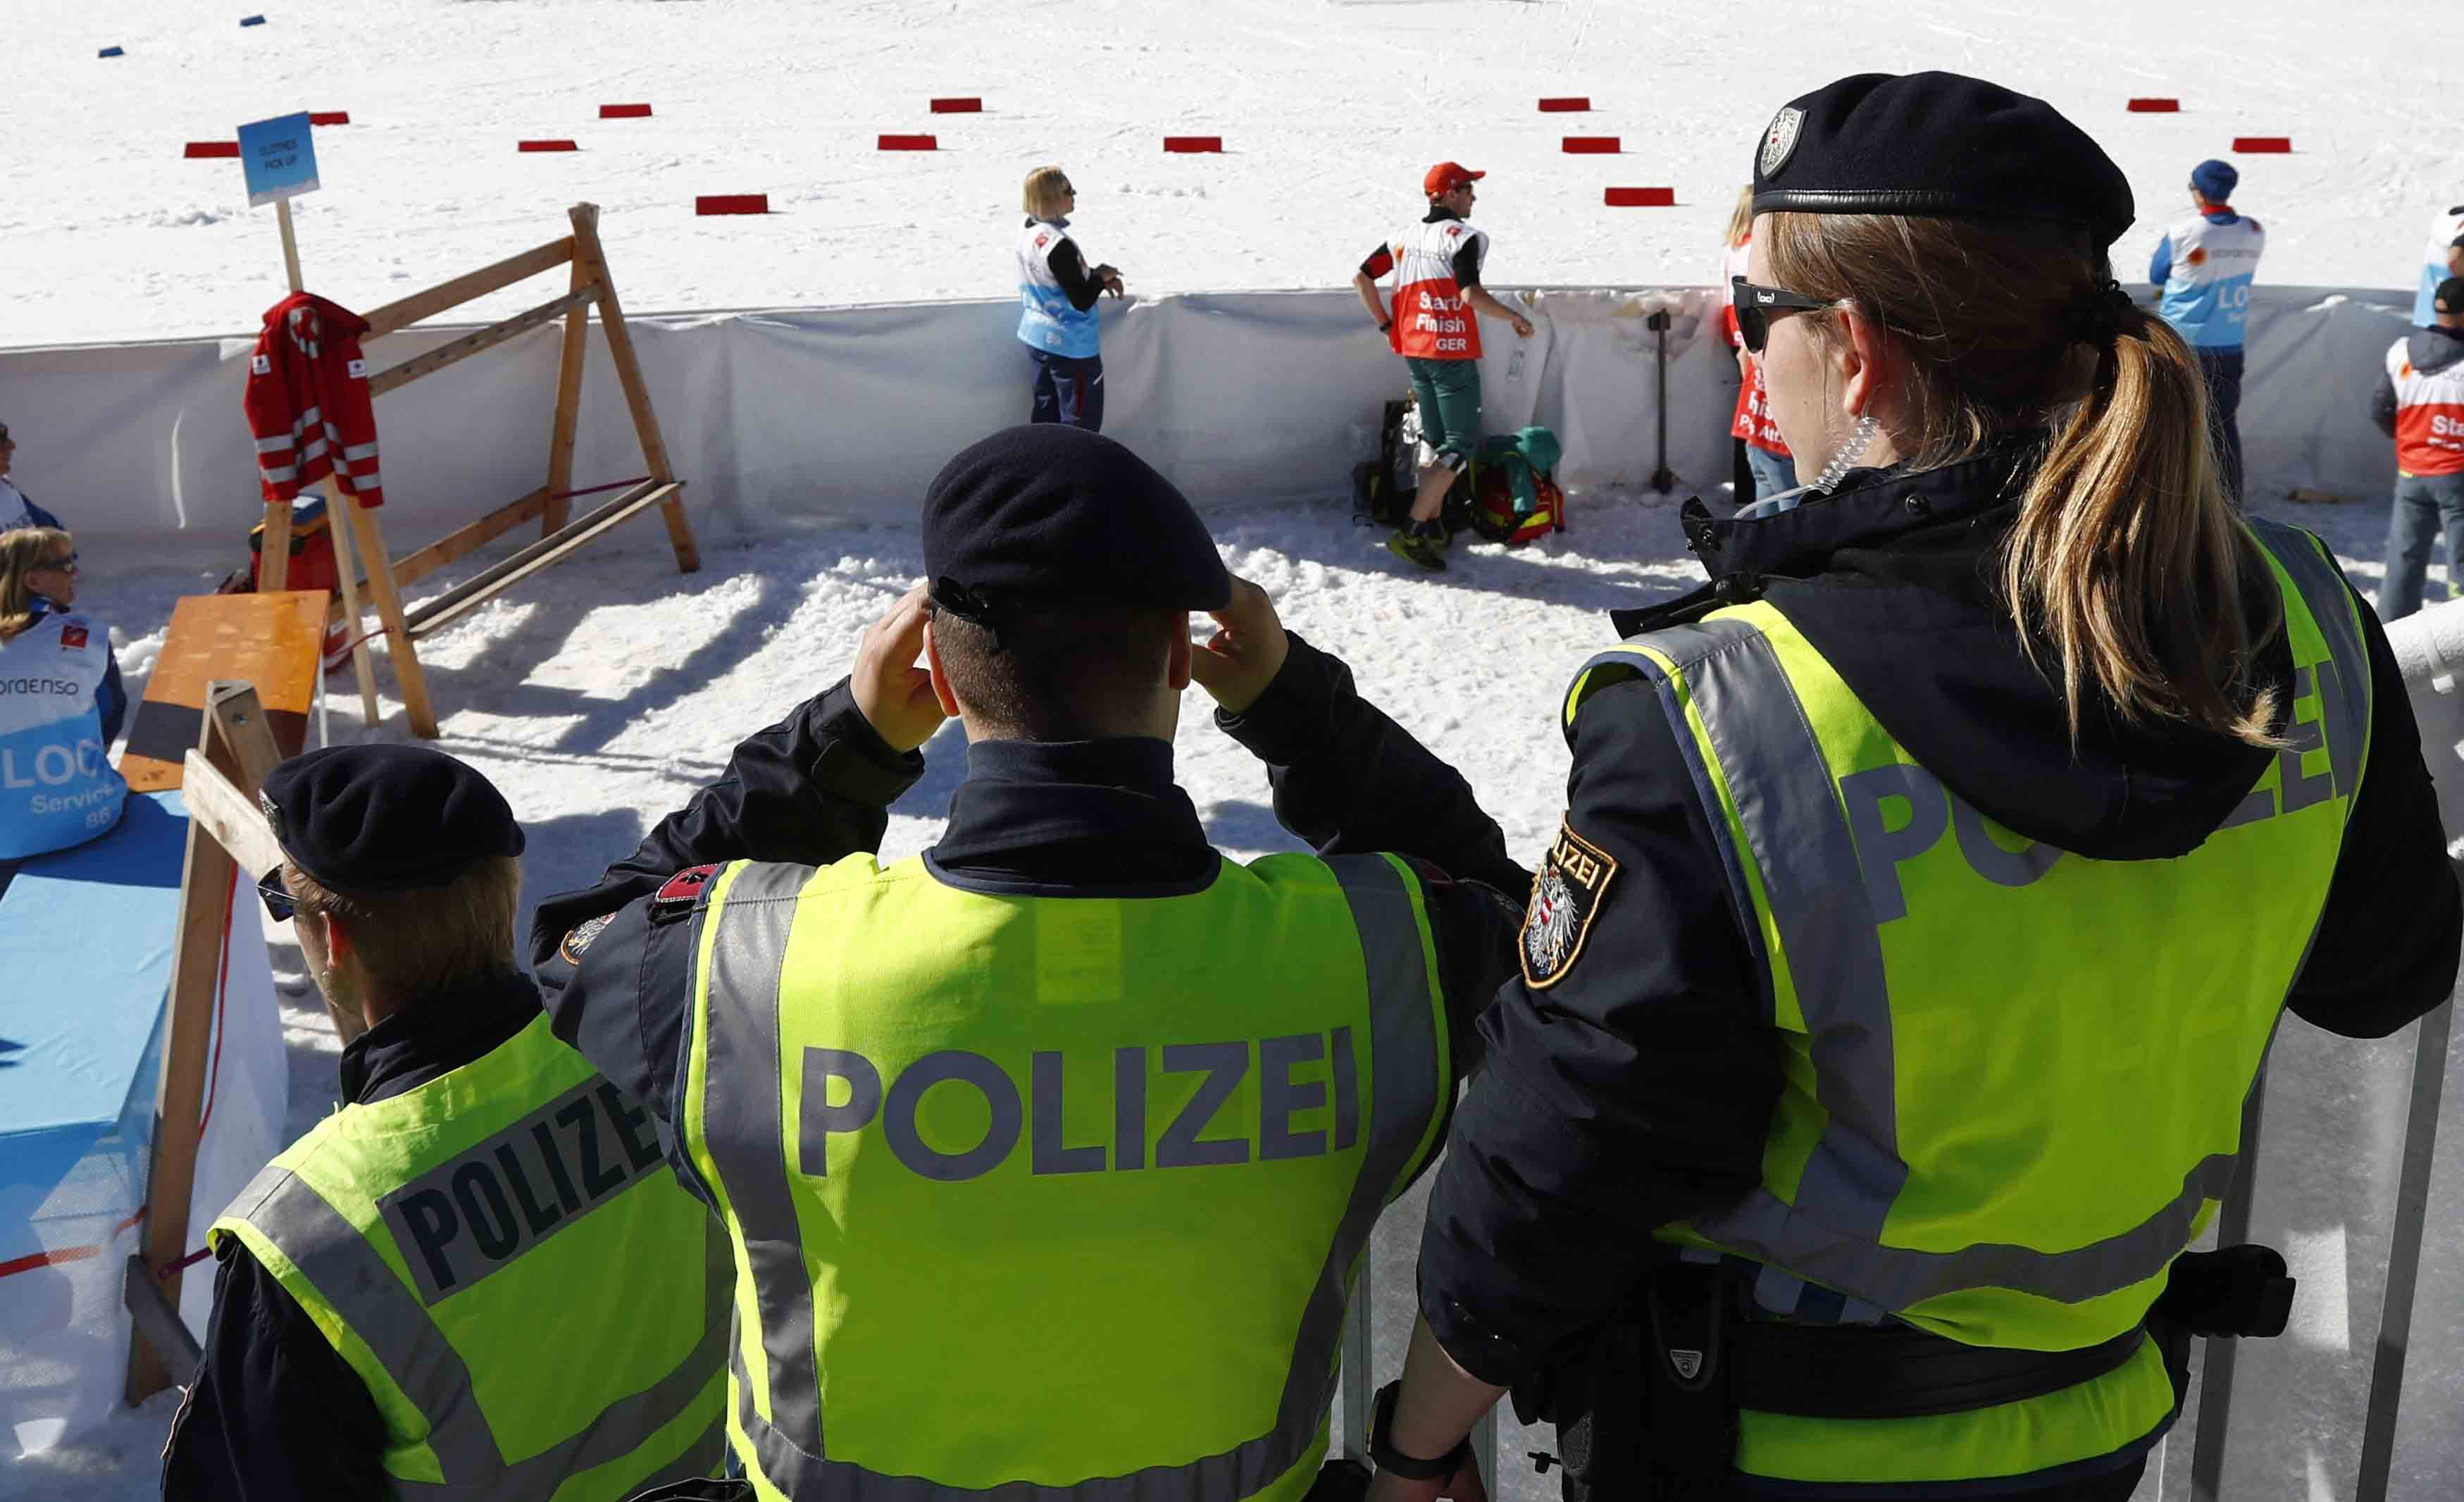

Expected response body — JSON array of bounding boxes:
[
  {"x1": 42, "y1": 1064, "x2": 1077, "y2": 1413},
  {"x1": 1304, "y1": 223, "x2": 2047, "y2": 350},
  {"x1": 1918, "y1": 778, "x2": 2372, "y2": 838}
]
[{"x1": 243, "y1": 292, "x2": 385, "y2": 508}]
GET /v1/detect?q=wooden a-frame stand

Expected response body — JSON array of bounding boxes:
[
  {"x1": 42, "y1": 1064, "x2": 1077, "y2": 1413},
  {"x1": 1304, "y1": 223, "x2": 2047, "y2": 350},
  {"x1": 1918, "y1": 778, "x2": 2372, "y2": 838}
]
[
  {"x1": 257, "y1": 201, "x2": 699, "y2": 739},
  {"x1": 122, "y1": 683, "x2": 288, "y2": 1402}
]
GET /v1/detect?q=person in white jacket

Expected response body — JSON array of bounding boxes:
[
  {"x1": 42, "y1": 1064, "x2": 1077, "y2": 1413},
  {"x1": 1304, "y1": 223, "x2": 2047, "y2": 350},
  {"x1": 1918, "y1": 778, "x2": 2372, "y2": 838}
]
[
  {"x1": 0, "y1": 527, "x2": 127, "y2": 864},
  {"x1": 1014, "y1": 166, "x2": 1124, "y2": 431},
  {"x1": 0, "y1": 421, "x2": 66, "y2": 533}
]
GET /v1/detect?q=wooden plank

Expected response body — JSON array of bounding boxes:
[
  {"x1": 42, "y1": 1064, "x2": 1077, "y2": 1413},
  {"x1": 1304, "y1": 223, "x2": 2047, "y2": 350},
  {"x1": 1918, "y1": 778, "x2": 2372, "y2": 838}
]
[
  {"x1": 197, "y1": 681, "x2": 364, "y2": 1041},
  {"x1": 407, "y1": 482, "x2": 680, "y2": 639},
  {"x1": 568, "y1": 203, "x2": 699, "y2": 573},
  {"x1": 543, "y1": 255, "x2": 592, "y2": 535},
  {"x1": 654, "y1": 488, "x2": 699, "y2": 573},
  {"x1": 125, "y1": 689, "x2": 250, "y2": 1403},
  {"x1": 366, "y1": 284, "x2": 599, "y2": 398},
  {"x1": 207, "y1": 678, "x2": 285, "y2": 793},
  {"x1": 345, "y1": 502, "x2": 439, "y2": 738},
  {"x1": 179, "y1": 750, "x2": 283, "y2": 878},
  {"x1": 359, "y1": 236, "x2": 576, "y2": 340},
  {"x1": 120, "y1": 593, "x2": 327, "y2": 793},
  {"x1": 316, "y1": 483, "x2": 380, "y2": 727},
  {"x1": 362, "y1": 488, "x2": 549, "y2": 600},
  {"x1": 258, "y1": 499, "x2": 292, "y2": 593},
  {"x1": 123, "y1": 1255, "x2": 201, "y2": 1377}
]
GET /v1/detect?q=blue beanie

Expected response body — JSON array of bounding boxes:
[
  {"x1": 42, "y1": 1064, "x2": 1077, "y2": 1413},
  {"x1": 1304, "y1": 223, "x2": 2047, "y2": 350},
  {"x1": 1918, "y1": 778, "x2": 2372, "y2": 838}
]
[{"x1": 2190, "y1": 159, "x2": 2239, "y2": 202}]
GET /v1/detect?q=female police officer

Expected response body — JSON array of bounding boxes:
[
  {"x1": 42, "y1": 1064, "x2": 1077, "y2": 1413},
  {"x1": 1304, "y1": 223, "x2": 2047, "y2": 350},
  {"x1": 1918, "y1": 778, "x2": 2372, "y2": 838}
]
[{"x1": 1207, "y1": 73, "x2": 2463, "y2": 1500}]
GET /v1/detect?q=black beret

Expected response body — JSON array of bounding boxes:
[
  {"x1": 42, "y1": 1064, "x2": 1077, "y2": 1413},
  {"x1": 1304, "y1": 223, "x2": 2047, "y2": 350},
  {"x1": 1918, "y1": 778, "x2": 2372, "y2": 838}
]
[
  {"x1": 1753, "y1": 72, "x2": 2135, "y2": 248},
  {"x1": 259, "y1": 744, "x2": 523, "y2": 893},
  {"x1": 921, "y1": 426, "x2": 1230, "y2": 625}
]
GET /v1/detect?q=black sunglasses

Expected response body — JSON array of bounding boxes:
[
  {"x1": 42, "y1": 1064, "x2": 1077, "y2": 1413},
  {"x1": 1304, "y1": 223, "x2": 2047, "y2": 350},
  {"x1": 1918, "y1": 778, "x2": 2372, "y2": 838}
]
[
  {"x1": 1731, "y1": 275, "x2": 1834, "y2": 354},
  {"x1": 257, "y1": 867, "x2": 297, "y2": 922}
]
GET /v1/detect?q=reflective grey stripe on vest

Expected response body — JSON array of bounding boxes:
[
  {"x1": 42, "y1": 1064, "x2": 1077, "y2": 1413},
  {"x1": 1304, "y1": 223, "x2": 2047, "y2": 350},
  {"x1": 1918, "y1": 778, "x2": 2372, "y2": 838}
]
[
  {"x1": 1586, "y1": 618, "x2": 1907, "y2": 1241},
  {"x1": 1614, "y1": 532, "x2": 2377, "y2": 1311},
  {"x1": 696, "y1": 859, "x2": 826, "y2": 1441},
  {"x1": 702, "y1": 853, "x2": 1443, "y2": 1499},
  {"x1": 2251, "y1": 519, "x2": 2373, "y2": 793},
  {"x1": 232, "y1": 1165, "x2": 730, "y2": 1501}
]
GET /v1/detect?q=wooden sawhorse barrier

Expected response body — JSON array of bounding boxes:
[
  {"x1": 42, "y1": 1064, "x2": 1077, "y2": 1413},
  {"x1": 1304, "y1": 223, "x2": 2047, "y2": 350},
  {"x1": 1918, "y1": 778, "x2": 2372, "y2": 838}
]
[
  {"x1": 122, "y1": 683, "x2": 288, "y2": 1401},
  {"x1": 259, "y1": 201, "x2": 698, "y2": 738}
]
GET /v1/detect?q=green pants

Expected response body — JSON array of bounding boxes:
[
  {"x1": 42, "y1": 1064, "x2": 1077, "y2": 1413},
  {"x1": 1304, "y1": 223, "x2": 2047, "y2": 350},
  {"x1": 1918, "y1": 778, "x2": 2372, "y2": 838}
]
[{"x1": 1405, "y1": 356, "x2": 1483, "y2": 467}]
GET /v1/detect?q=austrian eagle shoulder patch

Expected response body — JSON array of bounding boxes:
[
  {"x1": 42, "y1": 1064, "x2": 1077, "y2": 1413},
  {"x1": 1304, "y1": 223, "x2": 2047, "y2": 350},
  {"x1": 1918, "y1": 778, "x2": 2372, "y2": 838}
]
[
  {"x1": 1521, "y1": 820, "x2": 1618, "y2": 990},
  {"x1": 559, "y1": 912, "x2": 614, "y2": 964}
]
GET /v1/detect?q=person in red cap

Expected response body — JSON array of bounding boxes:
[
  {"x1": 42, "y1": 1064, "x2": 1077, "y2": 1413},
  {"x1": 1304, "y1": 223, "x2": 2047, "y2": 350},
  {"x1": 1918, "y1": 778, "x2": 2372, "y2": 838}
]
[{"x1": 1353, "y1": 162, "x2": 1534, "y2": 571}]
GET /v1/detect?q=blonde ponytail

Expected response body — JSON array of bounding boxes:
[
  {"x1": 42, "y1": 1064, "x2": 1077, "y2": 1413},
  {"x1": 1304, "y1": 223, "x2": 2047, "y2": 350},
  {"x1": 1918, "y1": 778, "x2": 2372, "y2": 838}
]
[{"x1": 2003, "y1": 307, "x2": 2282, "y2": 746}]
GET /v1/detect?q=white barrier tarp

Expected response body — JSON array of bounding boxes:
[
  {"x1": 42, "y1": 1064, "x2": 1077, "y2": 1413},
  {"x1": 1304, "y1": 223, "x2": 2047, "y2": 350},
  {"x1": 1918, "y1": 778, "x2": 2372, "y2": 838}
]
[{"x1": 0, "y1": 284, "x2": 2419, "y2": 567}]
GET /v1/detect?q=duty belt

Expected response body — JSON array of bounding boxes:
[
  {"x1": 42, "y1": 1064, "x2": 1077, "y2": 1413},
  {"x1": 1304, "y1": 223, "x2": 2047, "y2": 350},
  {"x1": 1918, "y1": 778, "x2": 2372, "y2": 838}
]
[{"x1": 1549, "y1": 1247, "x2": 2296, "y2": 1496}]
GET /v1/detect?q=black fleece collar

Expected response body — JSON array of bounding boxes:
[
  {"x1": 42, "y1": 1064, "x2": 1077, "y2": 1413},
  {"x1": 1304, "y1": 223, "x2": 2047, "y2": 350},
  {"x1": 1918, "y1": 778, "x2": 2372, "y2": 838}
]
[
  {"x1": 340, "y1": 968, "x2": 543, "y2": 1106},
  {"x1": 928, "y1": 737, "x2": 1217, "y2": 892},
  {"x1": 1701, "y1": 444, "x2": 2027, "y2": 576}
]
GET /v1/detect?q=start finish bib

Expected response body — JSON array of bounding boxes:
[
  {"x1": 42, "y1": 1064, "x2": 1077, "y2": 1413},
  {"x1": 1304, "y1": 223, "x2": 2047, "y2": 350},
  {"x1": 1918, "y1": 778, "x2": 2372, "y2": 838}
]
[{"x1": 0, "y1": 613, "x2": 127, "y2": 859}]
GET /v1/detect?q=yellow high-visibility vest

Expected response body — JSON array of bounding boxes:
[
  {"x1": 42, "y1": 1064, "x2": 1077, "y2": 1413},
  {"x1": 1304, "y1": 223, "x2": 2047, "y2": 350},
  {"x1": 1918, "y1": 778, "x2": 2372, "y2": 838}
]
[
  {"x1": 1561, "y1": 519, "x2": 2370, "y2": 1489},
  {"x1": 680, "y1": 850, "x2": 1454, "y2": 1500}
]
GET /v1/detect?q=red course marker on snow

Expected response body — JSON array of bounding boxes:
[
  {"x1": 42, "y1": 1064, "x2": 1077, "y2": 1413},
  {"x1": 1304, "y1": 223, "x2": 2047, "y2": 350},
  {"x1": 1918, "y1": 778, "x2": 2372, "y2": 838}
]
[
  {"x1": 185, "y1": 141, "x2": 239, "y2": 159},
  {"x1": 519, "y1": 139, "x2": 579, "y2": 152},
  {"x1": 1605, "y1": 187, "x2": 1675, "y2": 206},
  {"x1": 879, "y1": 134, "x2": 938, "y2": 151},
  {"x1": 600, "y1": 103, "x2": 653, "y2": 119},
  {"x1": 2234, "y1": 136, "x2": 2292, "y2": 153},
  {"x1": 696, "y1": 194, "x2": 769, "y2": 216},
  {"x1": 2126, "y1": 97, "x2": 2180, "y2": 113},
  {"x1": 1538, "y1": 97, "x2": 1591, "y2": 112},
  {"x1": 1164, "y1": 136, "x2": 1223, "y2": 154},
  {"x1": 931, "y1": 97, "x2": 982, "y2": 113},
  {"x1": 1562, "y1": 135, "x2": 1619, "y2": 154},
  {"x1": 309, "y1": 111, "x2": 350, "y2": 125}
]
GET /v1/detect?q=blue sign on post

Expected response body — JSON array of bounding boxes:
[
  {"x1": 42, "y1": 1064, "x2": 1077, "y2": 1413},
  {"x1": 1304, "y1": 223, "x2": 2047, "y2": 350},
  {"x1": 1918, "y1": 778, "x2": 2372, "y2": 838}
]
[{"x1": 237, "y1": 113, "x2": 319, "y2": 208}]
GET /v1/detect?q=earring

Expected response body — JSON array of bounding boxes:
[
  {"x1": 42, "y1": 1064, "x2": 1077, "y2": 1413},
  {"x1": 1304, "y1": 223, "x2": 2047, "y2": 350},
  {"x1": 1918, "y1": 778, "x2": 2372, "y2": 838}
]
[{"x1": 1810, "y1": 412, "x2": 1880, "y2": 495}]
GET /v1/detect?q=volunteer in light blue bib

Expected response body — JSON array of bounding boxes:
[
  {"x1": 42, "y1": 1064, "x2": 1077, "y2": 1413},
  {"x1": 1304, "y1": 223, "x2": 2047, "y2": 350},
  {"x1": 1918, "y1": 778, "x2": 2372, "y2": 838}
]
[
  {"x1": 0, "y1": 527, "x2": 126, "y2": 862},
  {"x1": 1014, "y1": 165, "x2": 1122, "y2": 432},
  {"x1": 2150, "y1": 159, "x2": 2266, "y2": 500}
]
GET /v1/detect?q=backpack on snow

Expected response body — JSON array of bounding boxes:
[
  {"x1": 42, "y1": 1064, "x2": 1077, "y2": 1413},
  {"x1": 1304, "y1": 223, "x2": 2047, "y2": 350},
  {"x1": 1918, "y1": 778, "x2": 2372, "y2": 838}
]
[
  {"x1": 1350, "y1": 394, "x2": 1472, "y2": 533},
  {"x1": 1467, "y1": 428, "x2": 1567, "y2": 546}
]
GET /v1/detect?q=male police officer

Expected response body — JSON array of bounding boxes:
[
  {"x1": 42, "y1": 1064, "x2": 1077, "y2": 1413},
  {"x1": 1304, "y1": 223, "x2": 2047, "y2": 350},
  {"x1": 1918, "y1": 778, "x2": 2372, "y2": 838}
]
[
  {"x1": 530, "y1": 424, "x2": 1526, "y2": 1501},
  {"x1": 164, "y1": 745, "x2": 728, "y2": 1502}
]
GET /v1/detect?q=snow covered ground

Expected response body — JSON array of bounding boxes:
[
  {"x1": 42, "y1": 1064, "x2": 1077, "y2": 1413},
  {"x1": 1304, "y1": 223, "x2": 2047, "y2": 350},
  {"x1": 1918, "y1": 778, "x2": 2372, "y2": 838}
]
[
  {"x1": 8, "y1": 0, "x2": 2464, "y2": 1497},
  {"x1": 4, "y1": 0, "x2": 2457, "y2": 347}
]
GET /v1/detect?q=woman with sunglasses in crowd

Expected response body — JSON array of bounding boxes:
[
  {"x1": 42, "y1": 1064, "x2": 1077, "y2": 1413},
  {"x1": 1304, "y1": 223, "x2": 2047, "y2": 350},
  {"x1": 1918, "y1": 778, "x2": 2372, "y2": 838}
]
[
  {"x1": 0, "y1": 527, "x2": 127, "y2": 862},
  {"x1": 1186, "y1": 73, "x2": 2463, "y2": 1501}
]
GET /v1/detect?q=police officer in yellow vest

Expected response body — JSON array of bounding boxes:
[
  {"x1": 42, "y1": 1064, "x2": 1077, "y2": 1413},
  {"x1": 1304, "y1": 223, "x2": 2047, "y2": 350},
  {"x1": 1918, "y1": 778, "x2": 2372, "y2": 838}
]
[
  {"x1": 1238, "y1": 75, "x2": 2463, "y2": 1501},
  {"x1": 528, "y1": 425, "x2": 1526, "y2": 1501},
  {"x1": 163, "y1": 745, "x2": 729, "y2": 1502}
]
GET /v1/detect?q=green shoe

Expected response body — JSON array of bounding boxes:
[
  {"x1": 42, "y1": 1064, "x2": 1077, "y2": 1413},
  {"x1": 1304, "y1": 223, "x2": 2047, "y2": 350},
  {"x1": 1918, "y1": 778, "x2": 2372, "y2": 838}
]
[{"x1": 1386, "y1": 529, "x2": 1448, "y2": 571}]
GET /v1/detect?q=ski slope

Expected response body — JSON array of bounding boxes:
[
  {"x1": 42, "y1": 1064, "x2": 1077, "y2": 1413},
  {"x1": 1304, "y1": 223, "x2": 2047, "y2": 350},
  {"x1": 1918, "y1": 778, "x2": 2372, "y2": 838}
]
[{"x1": 4, "y1": 0, "x2": 2458, "y2": 347}]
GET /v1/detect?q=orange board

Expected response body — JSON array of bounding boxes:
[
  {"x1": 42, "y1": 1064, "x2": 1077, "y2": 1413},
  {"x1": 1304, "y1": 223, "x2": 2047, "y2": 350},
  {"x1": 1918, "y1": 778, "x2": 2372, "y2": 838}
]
[{"x1": 119, "y1": 592, "x2": 328, "y2": 793}]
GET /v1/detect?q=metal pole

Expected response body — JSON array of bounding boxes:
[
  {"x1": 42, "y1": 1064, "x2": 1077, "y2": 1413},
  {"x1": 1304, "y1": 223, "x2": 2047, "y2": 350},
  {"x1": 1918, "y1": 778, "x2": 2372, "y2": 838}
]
[
  {"x1": 1648, "y1": 309, "x2": 1675, "y2": 494},
  {"x1": 1340, "y1": 1251, "x2": 1374, "y2": 1462},
  {"x1": 2189, "y1": 1074, "x2": 2270, "y2": 1501},
  {"x1": 2356, "y1": 994, "x2": 2456, "y2": 1501}
]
